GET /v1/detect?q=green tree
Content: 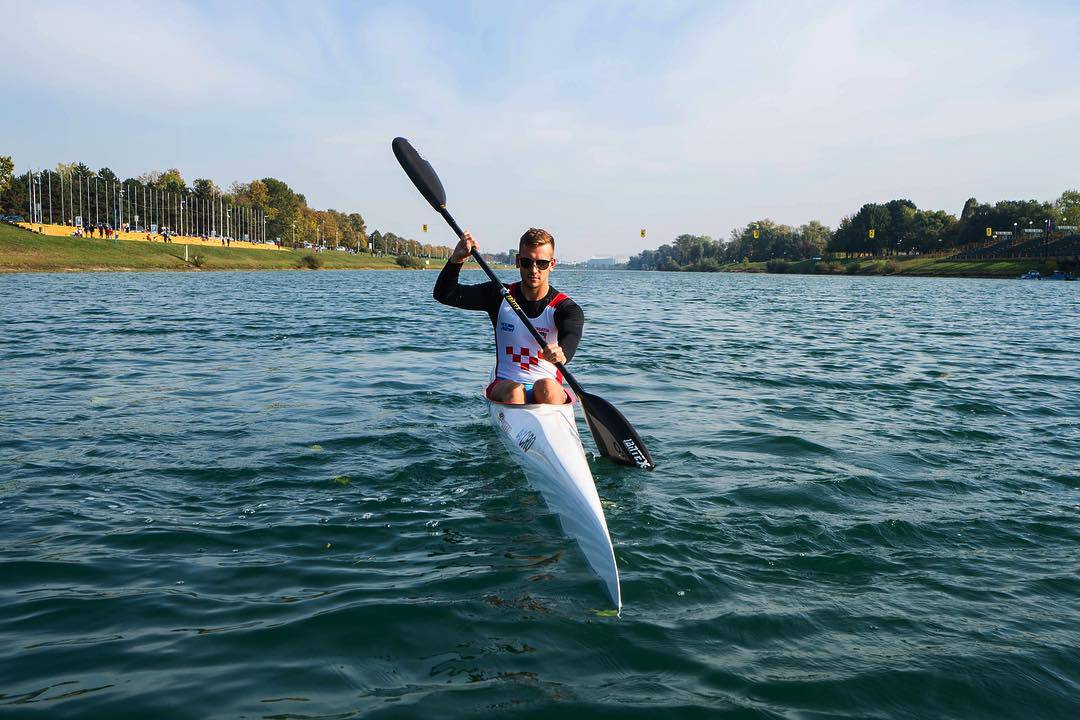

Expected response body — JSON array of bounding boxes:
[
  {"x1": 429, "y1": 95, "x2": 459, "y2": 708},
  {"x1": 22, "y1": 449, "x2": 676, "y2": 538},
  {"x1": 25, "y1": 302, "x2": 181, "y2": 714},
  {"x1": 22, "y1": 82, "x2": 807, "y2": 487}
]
[
  {"x1": 673, "y1": 234, "x2": 711, "y2": 265},
  {"x1": 0, "y1": 155, "x2": 13, "y2": 195},
  {"x1": 1055, "y1": 189, "x2": 1080, "y2": 228},
  {"x1": 725, "y1": 220, "x2": 799, "y2": 262},
  {"x1": 910, "y1": 209, "x2": 957, "y2": 252},
  {"x1": 260, "y1": 177, "x2": 303, "y2": 243},
  {"x1": 318, "y1": 210, "x2": 341, "y2": 247},
  {"x1": 627, "y1": 248, "x2": 659, "y2": 270},
  {"x1": 827, "y1": 200, "x2": 916, "y2": 256},
  {"x1": 797, "y1": 220, "x2": 830, "y2": 257},
  {"x1": 960, "y1": 197, "x2": 979, "y2": 221},
  {"x1": 956, "y1": 199, "x2": 1052, "y2": 245},
  {"x1": 0, "y1": 155, "x2": 20, "y2": 214},
  {"x1": 158, "y1": 168, "x2": 187, "y2": 193},
  {"x1": 192, "y1": 178, "x2": 220, "y2": 198},
  {"x1": 347, "y1": 212, "x2": 367, "y2": 251}
]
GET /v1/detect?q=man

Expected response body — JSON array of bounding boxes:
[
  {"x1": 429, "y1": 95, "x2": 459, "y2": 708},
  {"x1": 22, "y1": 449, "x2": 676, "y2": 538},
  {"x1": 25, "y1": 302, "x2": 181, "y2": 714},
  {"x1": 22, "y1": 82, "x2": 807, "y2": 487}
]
[{"x1": 433, "y1": 227, "x2": 583, "y2": 405}]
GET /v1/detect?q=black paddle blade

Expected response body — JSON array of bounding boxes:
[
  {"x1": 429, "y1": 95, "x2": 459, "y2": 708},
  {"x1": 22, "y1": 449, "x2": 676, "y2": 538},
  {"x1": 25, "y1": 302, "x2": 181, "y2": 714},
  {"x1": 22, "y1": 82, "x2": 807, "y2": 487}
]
[
  {"x1": 392, "y1": 137, "x2": 446, "y2": 211},
  {"x1": 580, "y1": 392, "x2": 656, "y2": 471}
]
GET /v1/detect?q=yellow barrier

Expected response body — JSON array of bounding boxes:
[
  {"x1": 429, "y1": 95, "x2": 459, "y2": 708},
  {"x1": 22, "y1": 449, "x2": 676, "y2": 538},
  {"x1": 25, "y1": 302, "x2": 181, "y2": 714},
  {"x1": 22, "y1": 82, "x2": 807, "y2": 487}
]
[{"x1": 17, "y1": 222, "x2": 287, "y2": 251}]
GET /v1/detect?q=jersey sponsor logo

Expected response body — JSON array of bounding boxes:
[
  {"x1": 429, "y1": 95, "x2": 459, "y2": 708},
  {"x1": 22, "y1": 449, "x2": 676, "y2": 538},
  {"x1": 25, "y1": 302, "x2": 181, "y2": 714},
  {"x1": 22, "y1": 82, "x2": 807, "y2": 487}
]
[
  {"x1": 500, "y1": 322, "x2": 515, "y2": 332},
  {"x1": 536, "y1": 327, "x2": 550, "y2": 336}
]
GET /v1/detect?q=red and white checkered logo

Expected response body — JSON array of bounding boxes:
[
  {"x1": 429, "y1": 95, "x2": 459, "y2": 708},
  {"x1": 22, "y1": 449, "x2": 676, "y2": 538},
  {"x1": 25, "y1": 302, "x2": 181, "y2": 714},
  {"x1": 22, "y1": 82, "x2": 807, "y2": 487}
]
[{"x1": 506, "y1": 346, "x2": 540, "y2": 372}]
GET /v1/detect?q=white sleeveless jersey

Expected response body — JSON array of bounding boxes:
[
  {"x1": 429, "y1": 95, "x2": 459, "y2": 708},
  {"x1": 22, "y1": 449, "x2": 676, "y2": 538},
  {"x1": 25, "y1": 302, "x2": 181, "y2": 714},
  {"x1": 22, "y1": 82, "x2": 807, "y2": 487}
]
[{"x1": 494, "y1": 283, "x2": 569, "y2": 385}]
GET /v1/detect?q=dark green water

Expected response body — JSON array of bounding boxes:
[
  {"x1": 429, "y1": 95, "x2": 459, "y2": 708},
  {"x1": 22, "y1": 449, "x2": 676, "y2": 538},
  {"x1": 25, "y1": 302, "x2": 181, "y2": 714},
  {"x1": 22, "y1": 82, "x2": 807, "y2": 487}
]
[{"x1": 1, "y1": 269, "x2": 1076, "y2": 719}]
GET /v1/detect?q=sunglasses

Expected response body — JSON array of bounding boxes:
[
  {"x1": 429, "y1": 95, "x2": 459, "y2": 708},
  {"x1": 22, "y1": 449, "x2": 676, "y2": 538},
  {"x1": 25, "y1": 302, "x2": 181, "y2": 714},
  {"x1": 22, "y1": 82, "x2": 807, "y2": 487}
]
[{"x1": 517, "y1": 257, "x2": 552, "y2": 270}]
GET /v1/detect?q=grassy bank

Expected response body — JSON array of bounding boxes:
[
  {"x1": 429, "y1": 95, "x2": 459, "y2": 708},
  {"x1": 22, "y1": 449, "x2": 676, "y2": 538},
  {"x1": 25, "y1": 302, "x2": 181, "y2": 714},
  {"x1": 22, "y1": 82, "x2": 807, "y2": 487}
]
[
  {"x1": 5, "y1": 223, "x2": 1069, "y2": 278},
  {"x1": 730, "y1": 255, "x2": 1073, "y2": 279},
  {"x1": 0, "y1": 223, "x2": 420, "y2": 272}
]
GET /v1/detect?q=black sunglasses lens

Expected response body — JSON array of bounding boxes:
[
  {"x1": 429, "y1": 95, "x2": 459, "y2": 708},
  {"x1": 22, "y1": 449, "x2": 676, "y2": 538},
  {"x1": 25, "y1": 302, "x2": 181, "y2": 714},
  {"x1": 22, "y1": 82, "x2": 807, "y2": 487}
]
[{"x1": 519, "y1": 258, "x2": 550, "y2": 269}]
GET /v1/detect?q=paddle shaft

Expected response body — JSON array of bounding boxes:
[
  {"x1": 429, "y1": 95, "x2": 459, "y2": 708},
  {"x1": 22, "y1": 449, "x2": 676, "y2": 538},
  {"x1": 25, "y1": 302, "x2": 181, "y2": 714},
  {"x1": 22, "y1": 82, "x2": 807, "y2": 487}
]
[{"x1": 437, "y1": 207, "x2": 587, "y2": 397}]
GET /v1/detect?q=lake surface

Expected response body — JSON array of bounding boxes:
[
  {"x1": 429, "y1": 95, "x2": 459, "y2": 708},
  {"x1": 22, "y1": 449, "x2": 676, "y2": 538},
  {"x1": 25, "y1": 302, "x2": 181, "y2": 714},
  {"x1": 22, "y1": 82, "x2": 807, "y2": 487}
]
[{"x1": 1, "y1": 269, "x2": 1076, "y2": 719}]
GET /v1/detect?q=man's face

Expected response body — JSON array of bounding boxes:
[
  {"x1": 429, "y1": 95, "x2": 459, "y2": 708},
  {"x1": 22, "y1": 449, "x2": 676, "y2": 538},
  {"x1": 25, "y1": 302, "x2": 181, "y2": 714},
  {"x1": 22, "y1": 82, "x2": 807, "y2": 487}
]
[{"x1": 516, "y1": 244, "x2": 555, "y2": 288}]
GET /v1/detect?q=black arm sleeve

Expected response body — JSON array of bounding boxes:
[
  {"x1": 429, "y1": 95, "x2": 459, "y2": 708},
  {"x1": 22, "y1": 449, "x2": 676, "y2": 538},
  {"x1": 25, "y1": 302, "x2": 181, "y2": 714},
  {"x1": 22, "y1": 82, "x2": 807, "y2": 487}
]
[
  {"x1": 554, "y1": 299, "x2": 584, "y2": 362},
  {"x1": 433, "y1": 261, "x2": 500, "y2": 311}
]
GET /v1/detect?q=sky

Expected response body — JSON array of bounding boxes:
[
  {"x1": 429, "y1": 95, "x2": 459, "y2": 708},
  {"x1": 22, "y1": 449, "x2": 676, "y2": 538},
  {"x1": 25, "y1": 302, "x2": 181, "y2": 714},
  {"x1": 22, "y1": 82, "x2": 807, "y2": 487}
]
[{"x1": 2, "y1": 0, "x2": 1078, "y2": 260}]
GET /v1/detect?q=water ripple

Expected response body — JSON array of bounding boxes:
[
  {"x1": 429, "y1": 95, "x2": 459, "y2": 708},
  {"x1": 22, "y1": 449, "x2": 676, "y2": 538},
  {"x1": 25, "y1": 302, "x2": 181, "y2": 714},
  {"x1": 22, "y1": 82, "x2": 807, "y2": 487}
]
[{"x1": 1, "y1": 270, "x2": 1077, "y2": 718}]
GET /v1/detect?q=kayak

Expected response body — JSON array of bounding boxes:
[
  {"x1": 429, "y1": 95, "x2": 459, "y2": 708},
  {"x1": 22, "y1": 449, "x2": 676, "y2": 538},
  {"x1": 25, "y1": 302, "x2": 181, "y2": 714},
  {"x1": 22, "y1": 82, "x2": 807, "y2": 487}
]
[{"x1": 486, "y1": 387, "x2": 622, "y2": 610}]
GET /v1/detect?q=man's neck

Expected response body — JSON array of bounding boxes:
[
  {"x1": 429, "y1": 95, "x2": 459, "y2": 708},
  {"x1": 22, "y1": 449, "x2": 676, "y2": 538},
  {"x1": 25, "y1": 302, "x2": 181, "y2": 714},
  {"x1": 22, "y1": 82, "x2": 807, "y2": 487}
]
[{"x1": 518, "y1": 282, "x2": 549, "y2": 302}]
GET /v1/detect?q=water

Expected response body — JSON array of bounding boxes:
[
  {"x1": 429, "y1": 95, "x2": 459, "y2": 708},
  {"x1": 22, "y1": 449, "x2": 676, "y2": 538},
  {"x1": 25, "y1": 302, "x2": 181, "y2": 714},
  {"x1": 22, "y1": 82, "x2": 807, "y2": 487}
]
[{"x1": 1, "y1": 269, "x2": 1076, "y2": 719}]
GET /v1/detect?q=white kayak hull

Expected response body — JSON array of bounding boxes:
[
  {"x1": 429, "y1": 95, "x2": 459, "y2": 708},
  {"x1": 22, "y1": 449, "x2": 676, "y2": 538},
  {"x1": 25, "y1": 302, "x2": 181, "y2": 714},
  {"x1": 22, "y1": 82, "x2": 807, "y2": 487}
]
[{"x1": 486, "y1": 391, "x2": 621, "y2": 610}]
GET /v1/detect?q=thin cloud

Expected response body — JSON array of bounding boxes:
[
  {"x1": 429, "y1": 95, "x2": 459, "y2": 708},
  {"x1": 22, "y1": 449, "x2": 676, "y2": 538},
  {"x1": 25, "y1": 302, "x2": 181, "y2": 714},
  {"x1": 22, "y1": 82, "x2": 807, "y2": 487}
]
[
  {"x1": 3, "y1": 0, "x2": 1077, "y2": 259},
  {"x1": 0, "y1": 1, "x2": 275, "y2": 107}
]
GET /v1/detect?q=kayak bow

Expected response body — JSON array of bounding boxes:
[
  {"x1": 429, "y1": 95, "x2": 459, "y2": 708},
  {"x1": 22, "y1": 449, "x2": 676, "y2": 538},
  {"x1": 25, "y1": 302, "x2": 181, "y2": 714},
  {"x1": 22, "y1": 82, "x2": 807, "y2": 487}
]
[{"x1": 486, "y1": 387, "x2": 622, "y2": 610}]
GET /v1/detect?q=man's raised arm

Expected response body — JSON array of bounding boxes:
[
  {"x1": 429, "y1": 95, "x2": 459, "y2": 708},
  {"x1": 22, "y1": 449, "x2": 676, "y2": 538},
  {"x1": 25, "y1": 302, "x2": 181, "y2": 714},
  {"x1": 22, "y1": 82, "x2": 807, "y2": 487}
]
[{"x1": 433, "y1": 230, "x2": 496, "y2": 310}]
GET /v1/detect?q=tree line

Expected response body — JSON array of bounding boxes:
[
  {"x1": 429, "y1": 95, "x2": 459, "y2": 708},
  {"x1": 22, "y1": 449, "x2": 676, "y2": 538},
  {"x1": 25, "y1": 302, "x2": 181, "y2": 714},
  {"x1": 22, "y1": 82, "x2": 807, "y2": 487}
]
[
  {"x1": 627, "y1": 191, "x2": 1080, "y2": 271},
  {"x1": 0, "y1": 155, "x2": 454, "y2": 258}
]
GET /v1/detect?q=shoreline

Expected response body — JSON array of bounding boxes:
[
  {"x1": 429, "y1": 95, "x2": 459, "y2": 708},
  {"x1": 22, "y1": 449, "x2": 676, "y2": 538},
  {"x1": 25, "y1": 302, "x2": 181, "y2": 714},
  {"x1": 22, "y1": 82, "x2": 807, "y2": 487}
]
[
  {"x1": 2, "y1": 223, "x2": 1072, "y2": 278},
  {"x1": 639, "y1": 256, "x2": 1077, "y2": 280},
  {"x1": 0, "y1": 222, "x2": 514, "y2": 273},
  {"x1": 0, "y1": 222, "x2": 446, "y2": 273}
]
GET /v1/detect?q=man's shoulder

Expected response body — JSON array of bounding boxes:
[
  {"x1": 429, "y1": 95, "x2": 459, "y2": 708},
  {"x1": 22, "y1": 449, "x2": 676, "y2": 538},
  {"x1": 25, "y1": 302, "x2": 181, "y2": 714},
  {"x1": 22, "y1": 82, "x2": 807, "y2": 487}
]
[
  {"x1": 467, "y1": 279, "x2": 505, "y2": 300},
  {"x1": 547, "y1": 286, "x2": 575, "y2": 302},
  {"x1": 549, "y1": 288, "x2": 582, "y2": 313}
]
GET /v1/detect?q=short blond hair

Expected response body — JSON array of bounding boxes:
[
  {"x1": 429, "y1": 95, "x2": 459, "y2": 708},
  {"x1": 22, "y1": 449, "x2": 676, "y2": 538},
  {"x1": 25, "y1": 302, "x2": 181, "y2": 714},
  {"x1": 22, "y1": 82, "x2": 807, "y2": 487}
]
[{"x1": 519, "y1": 228, "x2": 555, "y2": 252}]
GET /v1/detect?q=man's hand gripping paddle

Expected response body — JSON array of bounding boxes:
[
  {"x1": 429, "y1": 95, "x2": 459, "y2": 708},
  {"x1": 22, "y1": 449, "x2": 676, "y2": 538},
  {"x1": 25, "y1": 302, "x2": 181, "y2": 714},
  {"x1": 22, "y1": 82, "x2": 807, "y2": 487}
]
[{"x1": 392, "y1": 137, "x2": 656, "y2": 470}]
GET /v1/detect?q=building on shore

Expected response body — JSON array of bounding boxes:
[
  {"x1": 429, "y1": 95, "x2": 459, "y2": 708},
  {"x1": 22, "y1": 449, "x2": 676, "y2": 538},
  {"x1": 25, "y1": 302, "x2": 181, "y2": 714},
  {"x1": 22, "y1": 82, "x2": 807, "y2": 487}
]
[{"x1": 585, "y1": 256, "x2": 629, "y2": 269}]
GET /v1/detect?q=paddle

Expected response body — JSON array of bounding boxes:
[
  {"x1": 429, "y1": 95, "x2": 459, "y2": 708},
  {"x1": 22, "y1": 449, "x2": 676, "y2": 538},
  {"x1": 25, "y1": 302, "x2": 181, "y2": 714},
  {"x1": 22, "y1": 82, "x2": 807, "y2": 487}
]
[{"x1": 392, "y1": 136, "x2": 656, "y2": 471}]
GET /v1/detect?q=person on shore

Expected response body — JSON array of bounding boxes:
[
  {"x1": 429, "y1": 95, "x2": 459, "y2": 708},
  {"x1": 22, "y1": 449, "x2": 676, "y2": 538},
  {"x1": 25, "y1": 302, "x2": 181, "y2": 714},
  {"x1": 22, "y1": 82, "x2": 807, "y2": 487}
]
[{"x1": 433, "y1": 228, "x2": 583, "y2": 405}]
